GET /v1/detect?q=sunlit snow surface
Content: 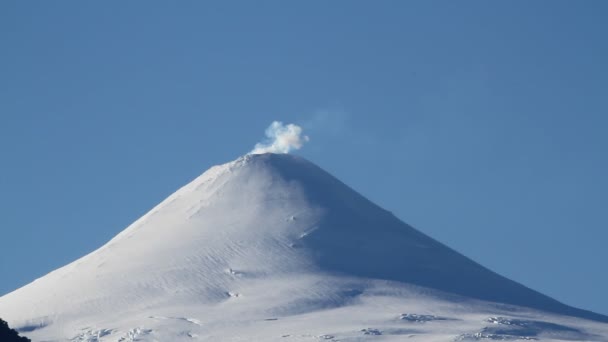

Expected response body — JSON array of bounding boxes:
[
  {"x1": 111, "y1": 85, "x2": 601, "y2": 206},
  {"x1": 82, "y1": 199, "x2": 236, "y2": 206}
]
[{"x1": 1, "y1": 154, "x2": 607, "y2": 341}]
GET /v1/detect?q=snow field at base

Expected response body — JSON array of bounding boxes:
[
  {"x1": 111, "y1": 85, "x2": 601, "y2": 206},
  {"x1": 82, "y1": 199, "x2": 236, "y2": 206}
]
[
  {"x1": 31, "y1": 287, "x2": 608, "y2": 341},
  {"x1": 25, "y1": 281, "x2": 608, "y2": 341}
]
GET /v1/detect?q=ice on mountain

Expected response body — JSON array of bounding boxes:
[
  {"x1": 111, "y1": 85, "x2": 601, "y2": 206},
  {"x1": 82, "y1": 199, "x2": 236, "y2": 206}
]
[
  {"x1": 361, "y1": 328, "x2": 382, "y2": 335},
  {"x1": 399, "y1": 313, "x2": 451, "y2": 322}
]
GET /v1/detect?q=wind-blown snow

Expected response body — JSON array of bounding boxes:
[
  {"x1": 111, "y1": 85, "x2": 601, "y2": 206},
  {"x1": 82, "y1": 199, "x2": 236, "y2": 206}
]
[{"x1": 0, "y1": 154, "x2": 606, "y2": 341}]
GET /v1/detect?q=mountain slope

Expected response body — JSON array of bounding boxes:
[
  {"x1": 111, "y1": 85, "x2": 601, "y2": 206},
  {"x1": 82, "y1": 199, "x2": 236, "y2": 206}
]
[
  {"x1": 0, "y1": 153, "x2": 606, "y2": 341},
  {"x1": 264, "y1": 155, "x2": 607, "y2": 322}
]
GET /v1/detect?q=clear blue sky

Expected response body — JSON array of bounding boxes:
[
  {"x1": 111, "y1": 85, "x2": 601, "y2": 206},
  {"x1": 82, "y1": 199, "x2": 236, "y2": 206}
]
[{"x1": 1, "y1": 1, "x2": 607, "y2": 315}]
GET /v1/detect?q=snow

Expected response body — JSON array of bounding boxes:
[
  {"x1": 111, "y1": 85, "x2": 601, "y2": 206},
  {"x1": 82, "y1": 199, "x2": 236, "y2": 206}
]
[{"x1": 0, "y1": 153, "x2": 606, "y2": 341}]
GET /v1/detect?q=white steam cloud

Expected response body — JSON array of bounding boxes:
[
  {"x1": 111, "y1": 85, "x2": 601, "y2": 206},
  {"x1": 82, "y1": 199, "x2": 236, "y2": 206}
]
[{"x1": 250, "y1": 121, "x2": 309, "y2": 154}]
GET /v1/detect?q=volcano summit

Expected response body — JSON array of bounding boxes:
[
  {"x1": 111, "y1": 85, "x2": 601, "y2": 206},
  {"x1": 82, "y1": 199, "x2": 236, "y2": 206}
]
[{"x1": 1, "y1": 153, "x2": 606, "y2": 341}]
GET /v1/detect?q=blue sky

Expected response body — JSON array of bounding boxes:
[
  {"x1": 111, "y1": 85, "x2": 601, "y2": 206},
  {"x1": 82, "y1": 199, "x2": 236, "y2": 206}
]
[{"x1": 1, "y1": 1, "x2": 607, "y2": 315}]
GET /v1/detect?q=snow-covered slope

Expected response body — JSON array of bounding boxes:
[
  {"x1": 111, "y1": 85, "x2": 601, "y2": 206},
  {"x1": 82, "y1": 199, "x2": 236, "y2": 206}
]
[{"x1": 1, "y1": 153, "x2": 606, "y2": 341}]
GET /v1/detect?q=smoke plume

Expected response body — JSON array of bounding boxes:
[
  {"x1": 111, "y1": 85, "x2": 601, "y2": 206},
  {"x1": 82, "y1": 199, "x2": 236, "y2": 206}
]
[{"x1": 250, "y1": 121, "x2": 309, "y2": 154}]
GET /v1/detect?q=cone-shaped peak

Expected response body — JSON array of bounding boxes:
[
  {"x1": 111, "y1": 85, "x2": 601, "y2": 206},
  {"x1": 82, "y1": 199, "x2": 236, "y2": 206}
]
[{"x1": 1, "y1": 154, "x2": 606, "y2": 341}]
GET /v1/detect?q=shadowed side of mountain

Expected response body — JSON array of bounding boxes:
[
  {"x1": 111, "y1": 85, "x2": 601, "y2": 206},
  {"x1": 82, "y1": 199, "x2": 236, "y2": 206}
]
[{"x1": 253, "y1": 153, "x2": 608, "y2": 323}]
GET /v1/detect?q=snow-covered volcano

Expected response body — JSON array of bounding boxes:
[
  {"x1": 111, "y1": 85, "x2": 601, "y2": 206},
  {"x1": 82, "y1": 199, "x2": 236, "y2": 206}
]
[{"x1": 1, "y1": 153, "x2": 607, "y2": 341}]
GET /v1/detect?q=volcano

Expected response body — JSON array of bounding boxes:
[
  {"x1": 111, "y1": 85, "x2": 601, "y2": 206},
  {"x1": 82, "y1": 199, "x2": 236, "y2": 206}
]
[{"x1": 1, "y1": 153, "x2": 606, "y2": 341}]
